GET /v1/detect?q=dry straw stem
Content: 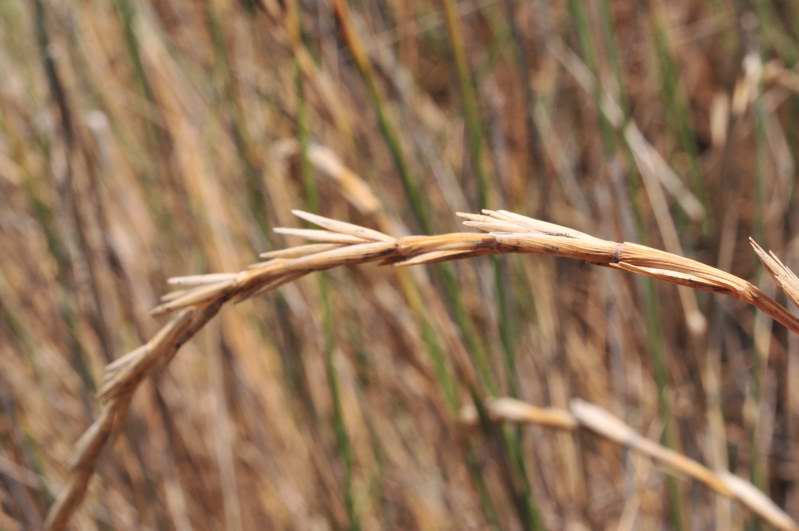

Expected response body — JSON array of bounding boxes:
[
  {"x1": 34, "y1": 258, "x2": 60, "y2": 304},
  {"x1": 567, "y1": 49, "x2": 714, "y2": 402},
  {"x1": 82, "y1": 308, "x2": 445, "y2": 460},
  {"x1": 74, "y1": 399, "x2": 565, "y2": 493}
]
[
  {"x1": 46, "y1": 209, "x2": 799, "y2": 530},
  {"x1": 460, "y1": 397, "x2": 798, "y2": 531}
]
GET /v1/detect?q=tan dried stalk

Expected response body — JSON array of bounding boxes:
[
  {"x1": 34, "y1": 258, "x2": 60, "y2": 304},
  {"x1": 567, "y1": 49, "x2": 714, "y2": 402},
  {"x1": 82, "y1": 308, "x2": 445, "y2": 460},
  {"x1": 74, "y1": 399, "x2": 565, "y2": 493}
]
[
  {"x1": 461, "y1": 397, "x2": 798, "y2": 530},
  {"x1": 45, "y1": 209, "x2": 799, "y2": 530}
]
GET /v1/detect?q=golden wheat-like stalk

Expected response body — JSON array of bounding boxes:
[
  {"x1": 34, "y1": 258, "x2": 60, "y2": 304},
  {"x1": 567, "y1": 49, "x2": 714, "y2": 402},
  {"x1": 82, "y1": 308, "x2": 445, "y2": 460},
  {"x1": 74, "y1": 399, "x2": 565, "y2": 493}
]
[{"x1": 45, "y1": 209, "x2": 799, "y2": 530}]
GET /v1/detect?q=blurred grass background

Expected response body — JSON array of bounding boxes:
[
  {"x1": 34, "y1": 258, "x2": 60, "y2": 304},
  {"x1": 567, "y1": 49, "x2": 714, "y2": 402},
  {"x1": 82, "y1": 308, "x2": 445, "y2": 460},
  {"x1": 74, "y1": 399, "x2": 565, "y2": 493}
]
[{"x1": 2, "y1": 0, "x2": 799, "y2": 529}]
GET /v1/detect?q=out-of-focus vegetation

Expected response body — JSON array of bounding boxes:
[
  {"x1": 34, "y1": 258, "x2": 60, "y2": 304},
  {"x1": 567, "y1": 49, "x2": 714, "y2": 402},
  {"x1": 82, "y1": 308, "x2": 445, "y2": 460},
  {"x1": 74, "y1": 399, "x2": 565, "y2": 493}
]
[{"x1": 3, "y1": 0, "x2": 799, "y2": 529}]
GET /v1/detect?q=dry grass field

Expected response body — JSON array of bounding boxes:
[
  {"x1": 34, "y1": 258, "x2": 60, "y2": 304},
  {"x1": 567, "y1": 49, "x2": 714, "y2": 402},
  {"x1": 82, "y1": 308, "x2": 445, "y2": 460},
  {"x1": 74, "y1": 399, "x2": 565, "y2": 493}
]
[{"x1": 4, "y1": 1, "x2": 799, "y2": 529}]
